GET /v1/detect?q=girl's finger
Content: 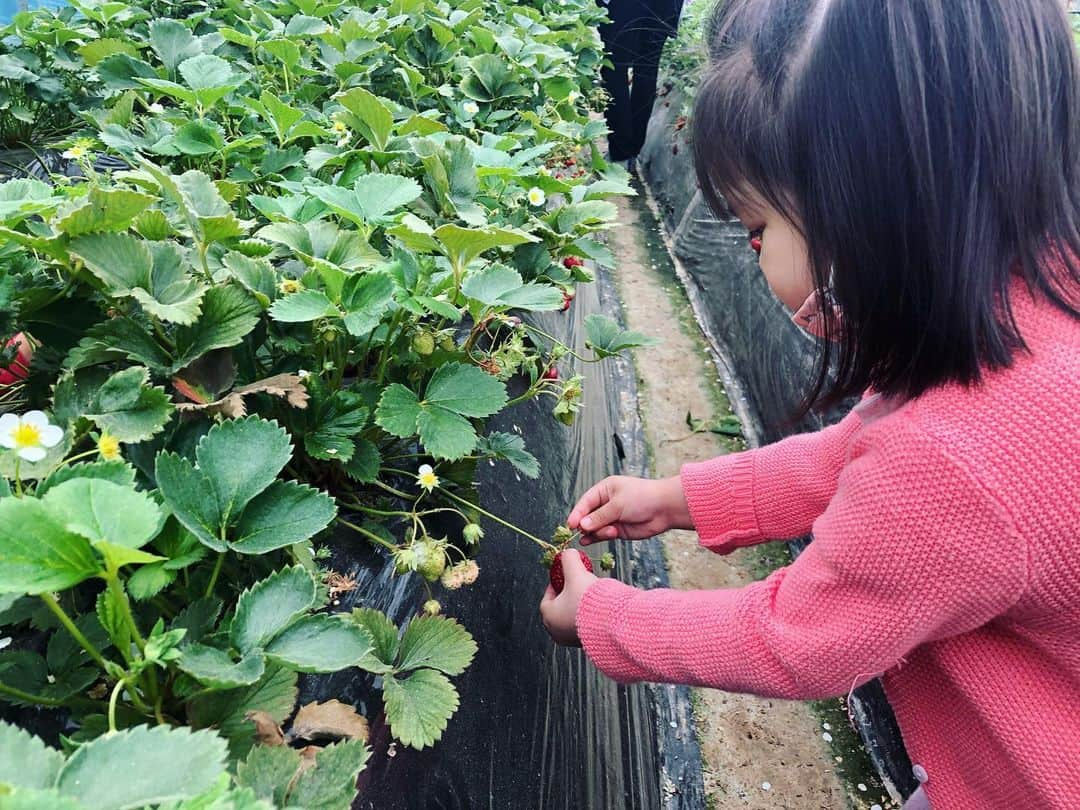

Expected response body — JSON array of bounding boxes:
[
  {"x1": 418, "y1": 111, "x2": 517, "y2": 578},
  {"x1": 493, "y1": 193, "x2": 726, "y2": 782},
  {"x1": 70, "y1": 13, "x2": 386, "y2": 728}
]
[
  {"x1": 568, "y1": 480, "x2": 609, "y2": 529},
  {"x1": 579, "y1": 499, "x2": 620, "y2": 533}
]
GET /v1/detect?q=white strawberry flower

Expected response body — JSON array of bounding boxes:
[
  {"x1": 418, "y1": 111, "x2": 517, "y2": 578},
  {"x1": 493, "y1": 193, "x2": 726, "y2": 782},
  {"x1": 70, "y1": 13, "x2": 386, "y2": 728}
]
[
  {"x1": 417, "y1": 464, "x2": 439, "y2": 492},
  {"x1": 527, "y1": 187, "x2": 546, "y2": 207},
  {"x1": 463, "y1": 101, "x2": 479, "y2": 116},
  {"x1": 147, "y1": 102, "x2": 165, "y2": 115},
  {"x1": 0, "y1": 411, "x2": 63, "y2": 462},
  {"x1": 61, "y1": 144, "x2": 87, "y2": 161},
  {"x1": 567, "y1": 90, "x2": 580, "y2": 104}
]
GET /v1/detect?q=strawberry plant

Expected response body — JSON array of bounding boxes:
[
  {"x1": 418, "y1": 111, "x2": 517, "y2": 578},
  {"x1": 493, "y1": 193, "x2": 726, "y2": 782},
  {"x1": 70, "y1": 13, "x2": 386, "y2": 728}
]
[{"x1": 0, "y1": 0, "x2": 655, "y2": 803}]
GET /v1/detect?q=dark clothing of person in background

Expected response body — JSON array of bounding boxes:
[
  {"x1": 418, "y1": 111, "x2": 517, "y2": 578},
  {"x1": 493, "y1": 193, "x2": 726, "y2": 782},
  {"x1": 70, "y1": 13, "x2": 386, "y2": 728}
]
[{"x1": 599, "y1": 0, "x2": 682, "y2": 162}]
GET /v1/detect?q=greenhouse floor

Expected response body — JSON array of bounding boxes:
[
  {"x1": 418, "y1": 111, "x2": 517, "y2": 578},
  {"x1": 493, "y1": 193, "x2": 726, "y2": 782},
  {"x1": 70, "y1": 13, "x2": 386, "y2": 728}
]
[{"x1": 606, "y1": 185, "x2": 898, "y2": 810}]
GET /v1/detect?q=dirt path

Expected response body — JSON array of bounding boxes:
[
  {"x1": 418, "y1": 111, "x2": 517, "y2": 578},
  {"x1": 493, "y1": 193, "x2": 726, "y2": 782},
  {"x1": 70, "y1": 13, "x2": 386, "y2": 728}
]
[{"x1": 607, "y1": 189, "x2": 895, "y2": 810}]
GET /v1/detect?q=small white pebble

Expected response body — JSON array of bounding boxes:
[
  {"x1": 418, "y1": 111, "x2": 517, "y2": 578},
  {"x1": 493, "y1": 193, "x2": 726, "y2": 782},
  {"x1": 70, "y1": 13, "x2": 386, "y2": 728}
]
[
  {"x1": 669, "y1": 720, "x2": 677, "y2": 729},
  {"x1": 835, "y1": 756, "x2": 843, "y2": 763},
  {"x1": 858, "y1": 783, "x2": 868, "y2": 792},
  {"x1": 870, "y1": 805, "x2": 883, "y2": 810},
  {"x1": 822, "y1": 732, "x2": 833, "y2": 743},
  {"x1": 822, "y1": 722, "x2": 832, "y2": 731},
  {"x1": 760, "y1": 782, "x2": 771, "y2": 792}
]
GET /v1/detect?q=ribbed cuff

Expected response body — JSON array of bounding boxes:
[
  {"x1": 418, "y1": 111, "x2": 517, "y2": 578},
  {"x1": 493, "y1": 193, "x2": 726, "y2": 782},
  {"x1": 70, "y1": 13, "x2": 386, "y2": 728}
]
[
  {"x1": 577, "y1": 577, "x2": 649, "y2": 684},
  {"x1": 679, "y1": 452, "x2": 761, "y2": 554}
]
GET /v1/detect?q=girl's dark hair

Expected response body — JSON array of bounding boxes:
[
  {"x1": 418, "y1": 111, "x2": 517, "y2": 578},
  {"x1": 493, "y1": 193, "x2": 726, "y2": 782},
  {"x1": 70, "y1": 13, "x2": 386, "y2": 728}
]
[{"x1": 693, "y1": 0, "x2": 1080, "y2": 412}]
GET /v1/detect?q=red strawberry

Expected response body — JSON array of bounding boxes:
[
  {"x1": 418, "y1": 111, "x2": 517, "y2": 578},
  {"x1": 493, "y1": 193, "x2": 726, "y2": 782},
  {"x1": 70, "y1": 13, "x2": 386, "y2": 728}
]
[
  {"x1": 750, "y1": 236, "x2": 762, "y2": 254},
  {"x1": 562, "y1": 256, "x2": 584, "y2": 269},
  {"x1": 542, "y1": 366, "x2": 559, "y2": 381},
  {"x1": 560, "y1": 291, "x2": 574, "y2": 311},
  {"x1": 0, "y1": 333, "x2": 33, "y2": 387},
  {"x1": 548, "y1": 549, "x2": 593, "y2": 594}
]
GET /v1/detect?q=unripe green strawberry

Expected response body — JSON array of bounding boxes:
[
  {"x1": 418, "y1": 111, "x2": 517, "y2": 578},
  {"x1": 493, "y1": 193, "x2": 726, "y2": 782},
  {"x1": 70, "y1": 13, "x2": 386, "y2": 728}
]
[
  {"x1": 416, "y1": 540, "x2": 447, "y2": 581},
  {"x1": 438, "y1": 333, "x2": 456, "y2": 352},
  {"x1": 423, "y1": 599, "x2": 441, "y2": 616},
  {"x1": 412, "y1": 332, "x2": 435, "y2": 356}
]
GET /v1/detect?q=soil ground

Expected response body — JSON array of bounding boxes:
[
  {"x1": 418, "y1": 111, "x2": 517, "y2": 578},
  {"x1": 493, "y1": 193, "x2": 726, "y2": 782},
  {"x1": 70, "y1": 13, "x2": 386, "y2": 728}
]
[{"x1": 605, "y1": 188, "x2": 899, "y2": 810}]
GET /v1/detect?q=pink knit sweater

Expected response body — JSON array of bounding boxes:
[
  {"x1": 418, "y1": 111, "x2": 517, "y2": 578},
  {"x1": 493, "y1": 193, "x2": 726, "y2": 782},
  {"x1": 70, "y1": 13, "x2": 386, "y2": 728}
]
[{"x1": 577, "y1": 281, "x2": 1080, "y2": 809}]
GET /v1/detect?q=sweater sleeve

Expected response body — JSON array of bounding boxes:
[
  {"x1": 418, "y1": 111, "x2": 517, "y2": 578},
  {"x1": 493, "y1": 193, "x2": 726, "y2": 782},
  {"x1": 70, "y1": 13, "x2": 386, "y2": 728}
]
[
  {"x1": 579, "y1": 416, "x2": 1028, "y2": 698},
  {"x1": 679, "y1": 407, "x2": 864, "y2": 554}
]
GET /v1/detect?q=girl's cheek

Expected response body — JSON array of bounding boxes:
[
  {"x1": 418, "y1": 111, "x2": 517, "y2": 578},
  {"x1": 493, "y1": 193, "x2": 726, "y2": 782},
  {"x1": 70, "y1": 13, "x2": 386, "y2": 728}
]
[{"x1": 759, "y1": 247, "x2": 814, "y2": 313}]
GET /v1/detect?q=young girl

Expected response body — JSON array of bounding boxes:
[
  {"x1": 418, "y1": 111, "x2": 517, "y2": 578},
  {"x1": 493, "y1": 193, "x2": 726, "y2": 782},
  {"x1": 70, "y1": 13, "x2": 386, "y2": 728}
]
[{"x1": 539, "y1": 1, "x2": 1080, "y2": 807}]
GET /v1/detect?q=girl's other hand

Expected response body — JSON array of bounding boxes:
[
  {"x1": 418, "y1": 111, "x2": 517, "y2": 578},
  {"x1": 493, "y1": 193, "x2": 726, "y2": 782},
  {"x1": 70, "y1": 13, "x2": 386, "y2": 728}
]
[{"x1": 567, "y1": 475, "x2": 692, "y2": 545}]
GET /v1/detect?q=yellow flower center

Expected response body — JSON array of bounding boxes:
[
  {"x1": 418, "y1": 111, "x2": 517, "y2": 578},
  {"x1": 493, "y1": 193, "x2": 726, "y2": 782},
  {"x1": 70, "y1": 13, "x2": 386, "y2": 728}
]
[
  {"x1": 419, "y1": 471, "x2": 438, "y2": 489},
  {"x1": 70, "y1": 146, "x2": 86, "y2": 158},
  {"x1": 11, "y1": 422, "x2": 41, "y2": 448},
  {"x1": 98, "y1": 433, "x2": 121, "y2": 460}
]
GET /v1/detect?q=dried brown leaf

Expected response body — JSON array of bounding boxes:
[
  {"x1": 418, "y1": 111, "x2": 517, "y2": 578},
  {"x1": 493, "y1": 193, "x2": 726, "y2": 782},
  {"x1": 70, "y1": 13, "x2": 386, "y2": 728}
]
[
  {"x1": 289, "y1": 699, "x2": 370, "y2": 744},
  {"x1": 175, "y1": 373, "x2": 309, "y2": 417},
  {"x1": 245, "y1": 709, "x2": 286, "y2": 746}
]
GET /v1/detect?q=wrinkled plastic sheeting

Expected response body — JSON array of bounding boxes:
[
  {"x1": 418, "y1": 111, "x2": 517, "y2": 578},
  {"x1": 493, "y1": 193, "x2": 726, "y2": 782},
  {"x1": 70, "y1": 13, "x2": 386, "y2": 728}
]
[
  {"x1": 638, "y1": 84, "x2": 918, "y2": 798},
  {"x1": 302, "y1": 264, "x2": 706, "y2": 809}
]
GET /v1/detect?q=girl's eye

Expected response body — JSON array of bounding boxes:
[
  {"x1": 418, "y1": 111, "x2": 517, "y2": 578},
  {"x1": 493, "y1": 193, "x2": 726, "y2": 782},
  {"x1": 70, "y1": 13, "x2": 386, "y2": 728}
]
[{"x1": 748, "y1": 228, "x2": 763, "y2": 255}]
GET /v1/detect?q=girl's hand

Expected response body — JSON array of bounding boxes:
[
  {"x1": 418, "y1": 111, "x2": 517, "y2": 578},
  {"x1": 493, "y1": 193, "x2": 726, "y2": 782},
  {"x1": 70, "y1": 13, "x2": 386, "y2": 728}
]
[
  {"x1": 567, "y1": 475, "x2": 692, "y2": 545},
  {"x1": 539, "y1": 550, "x2": 596, "y2": 646}
]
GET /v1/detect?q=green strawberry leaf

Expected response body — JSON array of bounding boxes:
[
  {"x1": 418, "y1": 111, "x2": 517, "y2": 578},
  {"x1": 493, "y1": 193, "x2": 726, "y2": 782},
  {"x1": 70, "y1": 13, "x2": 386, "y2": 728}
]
[
  {"x1": 235, "y1": 745, "x2": 300, "y2": 806},
  {"x1": 172, "y1": 286, "x2": 261, "y2": 371},
  {"x1": 84, "y1": 366, "x2": 173, "y2": 442},
  {"x1": 175, "y1": 170, "x2": 246, "y2": 244},
  {"x1": 264, "y1": 614, "x2": 373, "y2": 673},
  {"x1": 0, "y1": 721, "x2": 64, "y2": 791},
  {"x1": 194, "y1": 417, "x2": 294, "y2": 523},
  {"x1": 583, "y1": 314, "x2": 658, "y2": 359},
  {"x1": 433, "y1": 224, "x2": 537, "y2": 274},
  {"x1": 395, "y1": 616, "x2": 477, "y2": 676},
  {"x1": 424, "y1": 362, "x2": 507, "y2": 418},
  {"x1": 36, "y1": 459, "x2": 136, "y2": 497},
  {"x1": 148, "y1": 19, "x2": 202, "y2": 73},
  {"x1": 154, "y1": 452, "x2": 225, "y2": 552},
  {"x1": 286, "y1": 739, "x2": 370, "y2": 810},
  {"x1": 335, "y1": 87, "x2": 393, "y2": 150},
  {"x1": 230, "y1": 566, "x2": 317, "y2": 655},
  {"x1": 54, "y1": 187, "x2": 157, "y2": 237},
  {"x1": 374, "y1": 384, "x2": 421, "y2": 438},
  {"x1": 229, "y1": 480, "x2": 337, "y2": 555},
  {"x1": 41, "y1": 478, "x2": 162, "y2": 550},
  {"x1": 476, "y1": 432, "x2": 539, "y2": 479},
  {"x1": 342, "y1": 438, "x2": 380, "y2": 483},
  {"x1": 461, "y1": 264, "x2": 563, "y2": 311},
  {"x1": 0, "y1": 498, "x2": 101, "y2": 594},
  {"x1": 340, "y1": 272, "x2": 394, "y2": 336},
  {"x1": 126, "y1": 562, "x2": 177, "y2": 601},
  {"x1": 178, "y1": 644, "x2": 266, "y2": 689},
  {"x1": 56, "y1": 725, "x2": 227, "y2": 809},
  {"x1": 382, "y1": 669, "x2": 459, "y2": 750},
  {"x1": 268, "y1": 290, "x2": 337, "y2": 323},
  {"x1": 348, "y1": 608, "x2": 398, "y2": 674},
  {"x1": 415, "y1": 407, "x2": 477, "y2": 461}
]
